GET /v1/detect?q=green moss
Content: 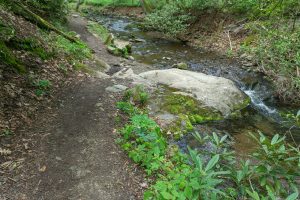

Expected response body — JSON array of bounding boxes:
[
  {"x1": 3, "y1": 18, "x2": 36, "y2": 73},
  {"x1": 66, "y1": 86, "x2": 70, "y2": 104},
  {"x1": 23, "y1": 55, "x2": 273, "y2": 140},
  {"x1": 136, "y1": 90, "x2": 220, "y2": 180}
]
[
  {"x1": 87, "y1": 21, "x2": 110, "y2": 43},
  {"x1": 0, "y1": 41, "x2": 25, "y2": 73},
  {"x1": 161, "y1": 93, "x2": 223, "y2": 139},
  {"x1": 73, "y1": 61, "x2": 93, "y2": 73},
  {"x1": 8, "y1": 37, "x2": 54, "y2": 60},
  {"x1": 107, "y1": 44, "x2": 131, "y2": 58},
  {"x1": 163, "y1": 93, "x2": 222, "y2": 123},
  {"x1": 232, "y1": 96, "x2": 251, "y2": 112},
  {"x1": 242, "y1": 34, "x2": 257, "y2": 46},
  {"x1": 55, "y1": 34, "x2": 92, "y2": 60}
]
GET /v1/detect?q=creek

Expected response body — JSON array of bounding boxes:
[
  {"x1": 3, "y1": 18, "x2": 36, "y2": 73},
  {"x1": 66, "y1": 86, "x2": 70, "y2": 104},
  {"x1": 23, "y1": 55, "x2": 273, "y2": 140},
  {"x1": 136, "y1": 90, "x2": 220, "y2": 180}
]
[{"x1": 87, "y1": 14, "x2": 300, "y2": 153}]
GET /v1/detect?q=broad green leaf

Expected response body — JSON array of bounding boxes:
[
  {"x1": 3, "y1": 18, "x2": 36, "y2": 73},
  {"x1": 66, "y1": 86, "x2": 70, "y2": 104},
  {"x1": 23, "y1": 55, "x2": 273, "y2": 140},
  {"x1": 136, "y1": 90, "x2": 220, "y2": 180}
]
[
  {"x1": 205, "y1": 154, "x2": 219, "y2": 172},
  {"x1": 213, "y1": 132, "x2": 219, "y2": 145},
  {"x1": 246, "y1": 189, "x2": 260, "y2": 200},
  {"x1": 266, "y1": 186, "x2": 276, "y2": 200},
  {"x1": 296, "y1": 110, "x2": 300, "y2": 117},
  {"x1": 220, "y1": 135, "x2": 228, "y2": 143},
  {"x1": 161, "y1": 191, "x2": 173, "y2": 199},
  {"x1": 286, "y1": 192, "x2": 299, "y2": 200},
  {"x1": 271, "y1": 134, "x2": 279, "y2": 145}
]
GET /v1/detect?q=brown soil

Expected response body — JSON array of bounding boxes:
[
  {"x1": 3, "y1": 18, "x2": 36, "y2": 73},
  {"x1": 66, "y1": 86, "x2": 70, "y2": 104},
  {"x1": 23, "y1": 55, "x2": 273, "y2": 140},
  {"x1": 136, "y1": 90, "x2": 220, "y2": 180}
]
[
  {"x1": 0, "y1": 12, "x2": 148, "y2": 200},
  {"x1": 96, "y1": 6, "x2": 144, "y2": 18},
  {"x1": 184, "y1": 11, "x2": 249, "y2": 53}
]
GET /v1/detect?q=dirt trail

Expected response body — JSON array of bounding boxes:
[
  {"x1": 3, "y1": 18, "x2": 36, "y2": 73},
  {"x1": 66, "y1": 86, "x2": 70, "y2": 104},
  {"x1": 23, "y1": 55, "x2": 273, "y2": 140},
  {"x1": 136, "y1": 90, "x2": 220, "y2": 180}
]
[{"x1": 1, "y1": 14, "x2": 147, "y2": 200}]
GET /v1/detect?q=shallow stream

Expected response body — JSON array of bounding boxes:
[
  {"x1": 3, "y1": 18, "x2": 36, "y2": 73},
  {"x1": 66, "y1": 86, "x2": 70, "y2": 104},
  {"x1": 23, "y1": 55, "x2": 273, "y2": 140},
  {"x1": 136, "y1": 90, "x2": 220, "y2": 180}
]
[{"x1": 88, "y1": 14, "x2": 300, "y2": 153}]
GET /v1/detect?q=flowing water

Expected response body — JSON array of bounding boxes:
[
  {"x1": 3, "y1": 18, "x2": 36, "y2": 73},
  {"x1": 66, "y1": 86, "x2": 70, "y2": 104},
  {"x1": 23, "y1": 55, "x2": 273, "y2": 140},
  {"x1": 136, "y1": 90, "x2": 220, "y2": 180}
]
[{"x1": 87, "y1": 14, "x2": 300, "y2": 153}]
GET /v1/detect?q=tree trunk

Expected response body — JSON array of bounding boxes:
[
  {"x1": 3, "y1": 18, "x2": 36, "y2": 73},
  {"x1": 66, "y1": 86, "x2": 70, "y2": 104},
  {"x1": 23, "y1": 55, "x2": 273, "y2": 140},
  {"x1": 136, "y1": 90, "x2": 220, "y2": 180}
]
[{"x1": 9, "y1": 0, "x2": 78, "y2": 43}]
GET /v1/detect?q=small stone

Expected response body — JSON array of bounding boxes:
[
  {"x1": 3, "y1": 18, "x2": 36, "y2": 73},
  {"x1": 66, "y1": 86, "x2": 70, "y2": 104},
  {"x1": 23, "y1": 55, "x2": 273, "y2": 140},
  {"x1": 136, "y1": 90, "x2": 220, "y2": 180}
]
[
  {"x1": 39, "y1": 165, "x2": 47, "y2": 172},
  {"x1": 243, "y1": 62, "x2": 254, "y2": 67},
  {"x1": 127, "y1": 56, "x2": 135, "y2": 61},
  {"x1": 134, "y1": 38, "x2": 146, "y2": 43},
  {"x1": 95, "y1": 103, "x2": 103, "y2": 107},
  {"x1": 140, "y1": 182, "x2": 148, "y2": 188},
  {"x1": 55, "y1": 156, "x2": 62, "y2": 161}
]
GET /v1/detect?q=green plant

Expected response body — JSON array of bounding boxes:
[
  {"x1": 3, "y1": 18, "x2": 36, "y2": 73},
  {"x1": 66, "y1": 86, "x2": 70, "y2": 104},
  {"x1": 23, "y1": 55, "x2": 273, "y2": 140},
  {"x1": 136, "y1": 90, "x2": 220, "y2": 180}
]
[
  {"x1": 87, "y1": 21, "x2": 110, "y2": 42},
  {"x1": 116, "y1": 79, "x2": 300, "y2": 200},
  {"x1": 33, "y1": 79, "x2": 51, "y2": 96},
  {"x1": 85, "y1": 0, "x2": 140, "y2": 7},
  {"x1": 123, "y1": 85, "x2": 149, "y2": 106},
  {"x1": 248, "y1": 132, "x2": 300, "y2": 197},
  {"x1": 0, "y1": 129, "x2": 13, "y2": 137},
  {"x1": 55, "y1": 34, "x2": 92, "y2": 60},
  {"x1": 117, "y1": 101, "x2": 140, "y2": 116},
  {"x1": 119, "y1": 114, "x2": 167, "y2": 174},
  {"x1": 144, "y1": 3, "x2": 192, "y2": 37},
  {"x1": 8, "y1": 37, "x2": 53, "y2": 60}
]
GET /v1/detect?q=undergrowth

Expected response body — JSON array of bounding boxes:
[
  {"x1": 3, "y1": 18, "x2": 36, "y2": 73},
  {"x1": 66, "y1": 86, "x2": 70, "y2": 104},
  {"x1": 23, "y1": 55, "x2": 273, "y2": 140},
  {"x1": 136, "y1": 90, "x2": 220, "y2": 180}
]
[{"x1": 117, "y1": 86, "x2": 300, "y2": 200}]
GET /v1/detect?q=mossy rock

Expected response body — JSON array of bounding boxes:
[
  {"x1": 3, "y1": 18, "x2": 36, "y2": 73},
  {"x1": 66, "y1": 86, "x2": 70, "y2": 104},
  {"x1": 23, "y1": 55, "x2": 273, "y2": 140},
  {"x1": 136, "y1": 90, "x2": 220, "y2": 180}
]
[
  {"x1": 163, "y1": 93, "x2": 223, "y2": 122},
  {"x1": 107, "y1": 43, "x2": 131, "y2": 58},
  {"x1": 149, "y1": 89, "x2": 224, "y2": 139}
]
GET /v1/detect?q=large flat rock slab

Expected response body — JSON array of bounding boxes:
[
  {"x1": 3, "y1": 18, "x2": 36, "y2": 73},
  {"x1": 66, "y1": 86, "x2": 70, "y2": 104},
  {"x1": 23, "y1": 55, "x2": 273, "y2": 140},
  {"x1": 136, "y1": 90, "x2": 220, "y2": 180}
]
[{"x1": 139, "y1": 69, "x2": 249, "y2": 116}]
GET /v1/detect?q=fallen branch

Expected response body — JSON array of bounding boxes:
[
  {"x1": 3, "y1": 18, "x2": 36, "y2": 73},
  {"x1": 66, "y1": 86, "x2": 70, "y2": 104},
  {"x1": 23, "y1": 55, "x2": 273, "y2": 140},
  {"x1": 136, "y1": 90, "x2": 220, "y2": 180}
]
[
  {"x1": 8, "y1": 0, "x2": 78, "y2": 43},
  {"x1": 226, "y1": 31, "x2": 233, "y2": 51}
]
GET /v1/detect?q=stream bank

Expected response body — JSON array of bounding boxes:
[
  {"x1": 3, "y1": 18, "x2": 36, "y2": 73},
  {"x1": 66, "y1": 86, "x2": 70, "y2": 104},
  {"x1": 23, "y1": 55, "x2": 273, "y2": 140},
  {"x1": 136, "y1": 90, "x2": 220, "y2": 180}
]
[{"x1": 84, "y1": 13, "x2": 300, "y2": 152}]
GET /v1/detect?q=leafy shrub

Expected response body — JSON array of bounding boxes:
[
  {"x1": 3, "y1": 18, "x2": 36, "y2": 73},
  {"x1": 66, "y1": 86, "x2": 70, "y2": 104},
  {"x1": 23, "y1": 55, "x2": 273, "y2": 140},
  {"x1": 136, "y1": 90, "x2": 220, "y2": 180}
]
[
  {"x1": 144, "y1": 3, "x2": 192, "y2": 37},
  {"x1": 24, "y1": 0, "x2": 67, "y2": 21},
  {"x1": 244, "y1": 22, "x2": 300, "y2": 104}
]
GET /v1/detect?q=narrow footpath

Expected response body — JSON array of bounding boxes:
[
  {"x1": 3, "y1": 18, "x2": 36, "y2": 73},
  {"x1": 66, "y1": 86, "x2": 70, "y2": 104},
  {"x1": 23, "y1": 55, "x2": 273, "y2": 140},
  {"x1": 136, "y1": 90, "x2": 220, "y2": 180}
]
[{"x1": 2, "y1": 14, "x2": 148, "y2": 200}]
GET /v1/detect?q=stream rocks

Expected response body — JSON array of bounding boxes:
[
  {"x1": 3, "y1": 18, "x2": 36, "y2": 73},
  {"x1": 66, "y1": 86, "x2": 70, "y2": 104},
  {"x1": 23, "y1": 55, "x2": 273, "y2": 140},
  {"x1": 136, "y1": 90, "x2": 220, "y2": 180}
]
[
  {"x1": 107, "y1": 39, "x2": 132, "y2": 57},
  {"x1": 139, "y1": 68, "x2": 249, "y2": 116},
  {"x1": 172, "y1": 62, "x2": 188, "y2": 70}
]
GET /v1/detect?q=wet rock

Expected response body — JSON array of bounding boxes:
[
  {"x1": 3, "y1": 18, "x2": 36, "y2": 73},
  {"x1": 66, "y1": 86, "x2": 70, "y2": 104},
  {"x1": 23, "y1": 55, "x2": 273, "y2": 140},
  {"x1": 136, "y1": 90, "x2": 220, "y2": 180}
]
[
  {"x1": 105, "y1": 84, "x2": 128, "y2": 93},
  {"x1": 94, "y1": 58, "x2": 110, "y2": 72},
  {"x1": 107, "y1": 39, "x2": 132, "y2": 57},
  {"x1": 172, "y1": 62, "x2": 188, "y2": 70},
  {"x1": 107, "y1": 46, "x2": 120, "y2": 56},
  {"x1": 127, "y1": 56, "x2": 135, "y2": 61},
  {"x1": 114, "y1": 39, "x2": 132, "y2": 53},
  {"x1": 132, "y1": 38, "x2": 146, "y2": 43},
  {"x1": 162, "y1": 57, "x2": 171, "y2": 60},
  {"x1": 139, "y1": 69, "x2": 249, "y2": 116},
  {"x1": 95, "y1": 71, "x2": 110, "y2": 79}
]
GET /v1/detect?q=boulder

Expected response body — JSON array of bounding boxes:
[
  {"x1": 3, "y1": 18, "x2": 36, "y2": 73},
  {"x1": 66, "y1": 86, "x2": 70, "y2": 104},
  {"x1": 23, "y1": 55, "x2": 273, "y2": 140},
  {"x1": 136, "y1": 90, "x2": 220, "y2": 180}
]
[{"x1": 139, "y1": 68, "x2": 249, "y2": 116}]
